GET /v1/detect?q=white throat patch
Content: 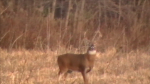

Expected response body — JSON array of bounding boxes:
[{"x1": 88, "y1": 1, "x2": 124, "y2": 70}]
[{"x1": 88, "y1": 50, "x2": 96, "y2": 55}]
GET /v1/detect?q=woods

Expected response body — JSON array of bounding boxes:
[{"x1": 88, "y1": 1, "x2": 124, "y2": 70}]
[{"x1": 0, "y1": 0, "x2": 150, "y2": 51}]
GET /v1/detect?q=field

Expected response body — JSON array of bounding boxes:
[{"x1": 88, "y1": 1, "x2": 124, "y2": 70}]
[
  {"x1": 1, "y1": 48, "x2": 150, "y2": 84},
  {"x1": 0, "y1": 0, "x2": 150, "y2": 84}
]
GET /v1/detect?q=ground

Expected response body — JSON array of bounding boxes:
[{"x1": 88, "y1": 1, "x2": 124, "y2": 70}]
[{"x1": 0, "y1": 48, "x2": 150, "y2": 84}]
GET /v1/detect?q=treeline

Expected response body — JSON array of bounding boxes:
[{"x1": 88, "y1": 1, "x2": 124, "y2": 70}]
[{"x1": 0, "y1": 0, "x2": 150, "y2": 51}]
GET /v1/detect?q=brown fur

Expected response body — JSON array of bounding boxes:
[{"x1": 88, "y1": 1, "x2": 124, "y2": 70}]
[{"x1": 57, "y1": 49, "x2": 96, "y2": 84}]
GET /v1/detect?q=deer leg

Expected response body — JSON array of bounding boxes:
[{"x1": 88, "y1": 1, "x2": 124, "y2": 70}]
[
  {"x1": 86, "y1": 67, "x2": 93, "y2": 73},
  {"x1": 63, "y1": 72, "x2": 68, "y2": 81},
  {"x1": 58, "y1": 70, "x2": 63, "y2": 81},
  {"x1": 81, "y1": 70, "x2": 88, "y2": 84},
  {"x1": 86, "y1": 68, "x2": 91, "y2": 73},
  {"x1": 58, "y1": 67, "x2": 68, "y2": 82}
]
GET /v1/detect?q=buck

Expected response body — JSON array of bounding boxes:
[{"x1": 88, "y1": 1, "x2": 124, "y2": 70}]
[{"x1": 57, "y1": 44, "x2": 96, "y2": 84}]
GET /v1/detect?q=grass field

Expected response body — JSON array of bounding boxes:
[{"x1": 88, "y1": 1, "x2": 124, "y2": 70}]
[{"x1": 0, "y1": 48, "x2": 150, "y2": 84}]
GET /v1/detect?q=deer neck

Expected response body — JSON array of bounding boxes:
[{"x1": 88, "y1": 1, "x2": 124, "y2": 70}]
[{"x1": 86, "y1": 53, "x2": 96, "y2": 62}]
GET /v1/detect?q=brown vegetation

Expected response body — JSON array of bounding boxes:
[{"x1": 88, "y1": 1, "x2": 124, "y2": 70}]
[
  {"x1": 57, "y1": 44, "x2": 96, "y2": 84},
  {"x1": 0, "y1": 0, "x2": 149, "y2": 51},
  {"x1": 0, "y1": 0, "x2": 150, "y2": 84},
  {"x1": 0, "y1": 48, "x2": 150, "y2": 84}
]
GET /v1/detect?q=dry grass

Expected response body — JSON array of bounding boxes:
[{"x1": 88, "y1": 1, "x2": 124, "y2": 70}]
[{"x1": 0, "y1": 48, "x2": 150, "y2": 84}]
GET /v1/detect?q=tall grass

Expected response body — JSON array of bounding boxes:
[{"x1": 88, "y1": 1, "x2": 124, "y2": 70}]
[{"x1": 0, "y1": 48, "x2": 150, "y2": 84}]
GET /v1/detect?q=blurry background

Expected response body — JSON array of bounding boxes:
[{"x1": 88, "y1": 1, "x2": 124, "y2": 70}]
[{"x1": 0, "y1": 0, "x2": 150, "y2": 51}]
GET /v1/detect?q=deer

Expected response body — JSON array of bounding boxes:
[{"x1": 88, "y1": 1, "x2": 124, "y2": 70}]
[{"x1": 57, "y1": 44, "x2": 97, "y2": 84}]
